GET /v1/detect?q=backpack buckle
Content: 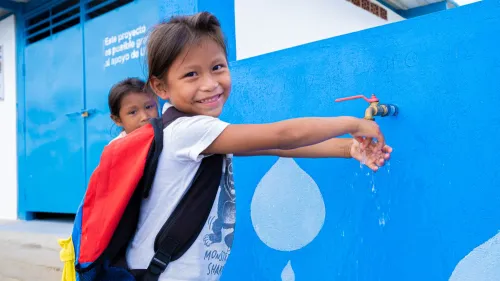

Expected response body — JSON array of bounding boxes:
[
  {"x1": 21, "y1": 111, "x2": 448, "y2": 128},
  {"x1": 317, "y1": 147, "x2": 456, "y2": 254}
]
[{"x1": 147, "y1": 251, "x2": 172, "y2": 275}]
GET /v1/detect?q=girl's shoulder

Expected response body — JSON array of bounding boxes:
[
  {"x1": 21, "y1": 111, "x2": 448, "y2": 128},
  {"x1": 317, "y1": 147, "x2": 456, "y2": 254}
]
[
  {"x1": 162, "y1": 103, "x2": 229, "y2": 136},
  {"x1": 161, "y1": 104, "x2": 229, "y2": 162},
  {"x1": 109, "y1": 131, "x2": 127, "y2": 144}
]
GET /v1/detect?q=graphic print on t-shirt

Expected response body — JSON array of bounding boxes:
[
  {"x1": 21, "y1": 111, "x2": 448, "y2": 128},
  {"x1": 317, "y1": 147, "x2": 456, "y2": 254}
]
[{"x1": 203, "y1": 156, "x2": 236, "y2": 276}]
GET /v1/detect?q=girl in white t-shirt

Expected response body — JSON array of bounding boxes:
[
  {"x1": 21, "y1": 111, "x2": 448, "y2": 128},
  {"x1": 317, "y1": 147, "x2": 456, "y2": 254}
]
[
  {"x1": 108, "y1": 77, "x2": 159, "y2": 141},
  {"x1": 125, "y1": 12, "x2": 393, "y2": 281}
]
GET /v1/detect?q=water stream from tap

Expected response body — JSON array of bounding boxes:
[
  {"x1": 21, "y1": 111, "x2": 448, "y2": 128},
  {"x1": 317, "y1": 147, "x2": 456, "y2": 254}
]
[{"x1": 358, "y1": 145, "x2": 390, "y2": 227}]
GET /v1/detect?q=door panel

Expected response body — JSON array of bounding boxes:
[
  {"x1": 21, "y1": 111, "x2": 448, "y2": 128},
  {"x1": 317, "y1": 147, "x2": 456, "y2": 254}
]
[{"x1": 24, "y1": 26, "x2": 85, "y2": 214}]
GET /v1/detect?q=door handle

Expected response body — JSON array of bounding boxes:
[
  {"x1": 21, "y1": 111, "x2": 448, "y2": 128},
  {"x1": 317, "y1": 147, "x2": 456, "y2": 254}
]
[{"x1": 66, "y1": 109, "x2": 97, "y2": 118}]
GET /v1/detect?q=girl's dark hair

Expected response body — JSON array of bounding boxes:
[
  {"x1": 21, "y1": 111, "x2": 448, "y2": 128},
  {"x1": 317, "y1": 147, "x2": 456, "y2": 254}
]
[
  {"x1": 146, "y1": 12, "x2": 227, "y2": 85},
  {"x1": 108, "y1": 77, "x2": 152, "y2": 116}
]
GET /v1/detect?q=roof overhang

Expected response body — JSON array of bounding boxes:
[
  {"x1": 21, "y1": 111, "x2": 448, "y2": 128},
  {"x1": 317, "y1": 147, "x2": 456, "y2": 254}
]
[{"x1": 378, "y1": 0, "x2": 458, "y2": 18}]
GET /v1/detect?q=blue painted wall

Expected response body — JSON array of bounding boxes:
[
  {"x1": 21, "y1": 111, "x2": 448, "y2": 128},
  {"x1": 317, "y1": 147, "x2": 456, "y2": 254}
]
[{"x1": 219, "y1": 1, "x2": 500, "y2": 280}]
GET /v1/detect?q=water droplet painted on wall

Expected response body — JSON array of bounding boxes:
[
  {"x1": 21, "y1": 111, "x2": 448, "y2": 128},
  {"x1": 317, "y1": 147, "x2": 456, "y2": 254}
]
[
  {"x1": 281, "y1": 260, "x2": 295, "y2": 281},
  {"x1": 449, "y1": 232, "x2": 500, "y2": 281},
  {"x1": 251, "y1": 157, "x2": 326, "y2": 251}
]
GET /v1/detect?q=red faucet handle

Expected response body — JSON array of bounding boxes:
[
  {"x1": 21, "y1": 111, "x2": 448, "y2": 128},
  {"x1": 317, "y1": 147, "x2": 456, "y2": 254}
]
[{"x1": 335, "y1": 94, "x2": 379, "y2": 103}]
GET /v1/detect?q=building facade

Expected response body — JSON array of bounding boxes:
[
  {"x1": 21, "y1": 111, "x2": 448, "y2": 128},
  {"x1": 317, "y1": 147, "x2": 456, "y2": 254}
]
[{"x1": 0, "y1": 0, "x2": 450, "y2": 220}]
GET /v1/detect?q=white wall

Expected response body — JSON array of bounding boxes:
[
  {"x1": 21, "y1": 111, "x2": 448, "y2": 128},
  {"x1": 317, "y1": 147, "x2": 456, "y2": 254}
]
[
  {"x1": 235, "y1": 0, "x2": 404, "y2": 59},
  {"x1": 0, "y1": 15, "x2": 18, "y2": 220}
]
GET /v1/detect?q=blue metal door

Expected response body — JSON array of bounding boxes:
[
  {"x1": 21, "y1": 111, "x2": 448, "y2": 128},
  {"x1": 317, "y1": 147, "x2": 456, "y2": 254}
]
[
  {"x1": 20, "y1": 0, "x2": 158, "y2": 215},
  {"x1": 23, "y1": 26, "x2": 85, "y2": 214}
]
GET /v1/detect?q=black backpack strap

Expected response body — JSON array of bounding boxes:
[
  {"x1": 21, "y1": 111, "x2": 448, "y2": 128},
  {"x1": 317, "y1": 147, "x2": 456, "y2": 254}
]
[
  {"x1": 142, "y1": 106, "x2": 193, "y2": 198},
  {"x1": 104, "y1": 115, "x2": 166, "y2": 268},
  {"x1": 142, "y1": 117, "x2": 167, "y2": 199},
  {"x1": 141, "y1": 106, "x2": 224, "y2": 281}
]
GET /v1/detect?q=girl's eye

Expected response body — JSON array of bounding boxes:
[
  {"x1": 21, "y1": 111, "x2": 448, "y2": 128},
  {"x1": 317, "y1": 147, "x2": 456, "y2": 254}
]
[
  {"x1": 128, "y1": 110, "x2": 137, "y2": 115},
  {"x1": 184, "y1": 71, "x2": 197, "y2": 78},
  {"x1": 146, "y1": 104, "x2": 156, "y2": 110},
  {"x1": 213, "y1": 64, "x2": 224, "y2": 71}
]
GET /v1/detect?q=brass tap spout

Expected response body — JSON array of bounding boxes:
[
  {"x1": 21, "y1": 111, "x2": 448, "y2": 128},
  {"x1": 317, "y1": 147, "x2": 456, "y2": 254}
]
[
  {"x1": 364, "y1": 102, "x2": 398, "y2": 121},
  {"x1": 365, "y1": 103, "x2": 376, "y2": 121},
  {"x1": 335, "y1": 94, "x2": 398, "y2": 121}
]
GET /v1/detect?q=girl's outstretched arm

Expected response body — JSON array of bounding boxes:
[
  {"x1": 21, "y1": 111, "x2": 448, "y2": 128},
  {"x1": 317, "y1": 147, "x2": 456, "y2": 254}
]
[
  {"x1": 236, "y1": 138, "x2": 353, "y2": 158},
  {"x1": 203, "y1": 116, "x2": 384, "y2": 156},
  {"x1": 236, "y1": 137, "x2": 392, "y2": 171}
]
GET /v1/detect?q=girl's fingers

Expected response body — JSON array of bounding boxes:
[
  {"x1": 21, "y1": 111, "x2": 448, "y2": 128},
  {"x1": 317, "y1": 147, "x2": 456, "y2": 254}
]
[
  {"x1": 354, "y1": 137, "x2": 365, "y2": 149},
  {"x1": 367, "y1": 162, "x2": 379, "y2": 171},
  {"x1": 383, "y1": 145, "x2": 393, "y2": 153},
  {"x1": 362, "y1": 137, "x2": 372, "y2": 150}
]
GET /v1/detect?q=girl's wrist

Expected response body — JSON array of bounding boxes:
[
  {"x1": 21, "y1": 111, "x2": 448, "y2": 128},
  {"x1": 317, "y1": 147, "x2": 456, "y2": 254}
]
[
  {"x1": 344, "y1": 139, "x2": 353, "y2": 158},
  {"x1": 335, "y1": 116, "x2": 360, "y2": 136}
]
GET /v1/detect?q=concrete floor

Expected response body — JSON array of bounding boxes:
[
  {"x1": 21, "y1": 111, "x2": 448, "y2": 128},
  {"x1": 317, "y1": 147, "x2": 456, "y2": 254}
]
[{"x1": 0, "y1": 219, "x2": 72, "y2": 281}]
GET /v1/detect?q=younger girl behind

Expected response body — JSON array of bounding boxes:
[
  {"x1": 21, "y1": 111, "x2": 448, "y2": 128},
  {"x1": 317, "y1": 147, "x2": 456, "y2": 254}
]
[
  {"x1": 108, "y1": 77, "x2": 159, "y2": 140},
  {"x1": 59, "y1": 77, "x2": 159, "y2": 281}
]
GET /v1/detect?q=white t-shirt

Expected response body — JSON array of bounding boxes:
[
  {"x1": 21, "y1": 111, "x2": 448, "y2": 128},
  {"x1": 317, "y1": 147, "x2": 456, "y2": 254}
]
[
  {"x1": 110, "y1": 131, "x2": 126, "y2": 143},
  {"x1": 126, "y1": 104, "x2": 236, "y2": 280}
]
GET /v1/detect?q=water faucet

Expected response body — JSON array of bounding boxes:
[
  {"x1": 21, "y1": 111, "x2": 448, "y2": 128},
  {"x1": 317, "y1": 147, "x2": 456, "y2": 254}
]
[{"x1": 334, "y1": 94, "x2": 398, "y2": 121}]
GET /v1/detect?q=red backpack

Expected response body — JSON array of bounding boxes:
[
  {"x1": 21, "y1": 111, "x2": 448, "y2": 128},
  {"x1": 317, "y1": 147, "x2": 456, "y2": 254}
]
[{"x1": 71, "y1": 107, "x2": 223, "y2": 281}]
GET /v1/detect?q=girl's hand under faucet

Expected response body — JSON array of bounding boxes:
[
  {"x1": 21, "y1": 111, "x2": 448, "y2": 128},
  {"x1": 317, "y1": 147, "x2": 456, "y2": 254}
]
[{"x1": 350, "y1": 137, "x2": 392, "y2": 171}]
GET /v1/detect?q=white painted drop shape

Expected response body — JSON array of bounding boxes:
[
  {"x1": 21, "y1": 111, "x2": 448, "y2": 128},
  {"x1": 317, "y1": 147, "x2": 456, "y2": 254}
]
[
  {"x1": 251, "y1": 157, "x2": 326, "y2": 251},
  {"x1": 449, "y1": 232, "x2": 500, "y2": 281},
  {"x1": 281, "y1": 260, "x2": 295, "y2": 281}
]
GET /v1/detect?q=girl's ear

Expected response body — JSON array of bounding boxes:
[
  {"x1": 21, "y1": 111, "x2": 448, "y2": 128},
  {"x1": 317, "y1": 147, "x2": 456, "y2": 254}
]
[
  {"x1": 110, "y1": 114, "x2": 122, "y2": 127},
  {"x1": 150, "y1": 76, "x2": 170, "y2": 100}
]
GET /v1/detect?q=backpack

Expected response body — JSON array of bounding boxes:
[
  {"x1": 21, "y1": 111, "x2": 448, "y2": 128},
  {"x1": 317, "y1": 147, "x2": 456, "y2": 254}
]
[{"x1": 70, "y1": 106, "x2": 223, "y2": 281}]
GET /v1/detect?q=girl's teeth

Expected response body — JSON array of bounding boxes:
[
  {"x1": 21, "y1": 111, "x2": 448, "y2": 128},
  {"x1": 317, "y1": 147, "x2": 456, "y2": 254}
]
[{"x1": 201, "y1": 95, "x2": 219, "y2": 103}]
